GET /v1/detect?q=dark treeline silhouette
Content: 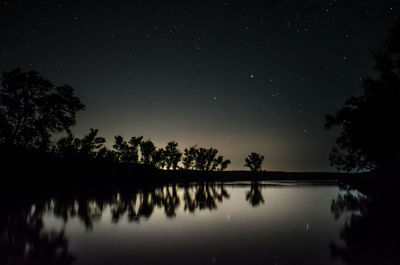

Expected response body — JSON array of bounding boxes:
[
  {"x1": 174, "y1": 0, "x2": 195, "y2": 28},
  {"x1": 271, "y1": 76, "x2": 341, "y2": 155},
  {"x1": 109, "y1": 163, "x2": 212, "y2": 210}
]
[
  {"x1": 325, "y1": 23, "x2": 400, "y2": 174},
  {"x1": 0, "y1": 68, "x2": 251, "y2": 181},
  {"x1": 53, "y1": 130, "x2": 232, "y2": 171},
  {"x1": 0, "y1": 68, "x2": 267, "y2": 187}
]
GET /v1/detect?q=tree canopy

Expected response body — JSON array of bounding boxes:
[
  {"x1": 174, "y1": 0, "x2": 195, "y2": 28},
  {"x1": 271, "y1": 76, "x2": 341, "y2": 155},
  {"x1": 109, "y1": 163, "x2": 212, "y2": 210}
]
[
  {"x1": 55, "y1": 128, "x2": 106, "y2": 160},
  {"x1": 0, "y1": 68, "x2": 85, "y2": 150},
  {"x1": 325, "y1": 24, "x2": 400, "y2": 172},
  {"x1": 182, "y1": 146, "x2": 231, "y2": 171},
  {"x1": 244, "y1": 152, "x2": 264, "y2": 171}
]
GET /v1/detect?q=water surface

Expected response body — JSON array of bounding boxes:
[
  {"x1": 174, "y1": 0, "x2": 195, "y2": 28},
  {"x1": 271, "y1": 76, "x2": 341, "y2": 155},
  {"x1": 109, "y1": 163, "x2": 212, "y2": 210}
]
[{"x1": 1, "y1": 181, "x2": 392, "y2": 265}]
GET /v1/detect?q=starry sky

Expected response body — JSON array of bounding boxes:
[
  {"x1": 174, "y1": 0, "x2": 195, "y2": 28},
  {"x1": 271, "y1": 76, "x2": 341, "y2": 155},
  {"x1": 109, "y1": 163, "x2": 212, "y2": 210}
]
[{"x1": 0, "y1": 1, "x2": 398, "y2": 171}]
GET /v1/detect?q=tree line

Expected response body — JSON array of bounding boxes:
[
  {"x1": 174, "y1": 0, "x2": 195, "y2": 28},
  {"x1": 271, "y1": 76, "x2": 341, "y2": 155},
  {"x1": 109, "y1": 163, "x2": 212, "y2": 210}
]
[
  {"x1": 0, "y1": 68, "x2": 265, "y2": 172},
  {"x1": 54, "y1": 128, "x2": 234, "y2": 171},
  {"x1": 52, "y1": 129, "x2": 265, "y2": 171}
]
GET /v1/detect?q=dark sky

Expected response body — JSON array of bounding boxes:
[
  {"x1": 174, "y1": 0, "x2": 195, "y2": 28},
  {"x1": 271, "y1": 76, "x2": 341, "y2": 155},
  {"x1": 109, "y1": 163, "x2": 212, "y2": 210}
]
[{"x1": 0, "y1": 1, "x2": 398, "y2": 171}]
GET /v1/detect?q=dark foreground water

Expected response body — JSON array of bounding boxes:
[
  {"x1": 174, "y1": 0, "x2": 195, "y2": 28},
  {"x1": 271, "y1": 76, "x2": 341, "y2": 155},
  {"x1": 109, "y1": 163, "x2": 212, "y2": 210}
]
[{"x1": 1, "y1": 181, "x2": 398, "y2": 265}]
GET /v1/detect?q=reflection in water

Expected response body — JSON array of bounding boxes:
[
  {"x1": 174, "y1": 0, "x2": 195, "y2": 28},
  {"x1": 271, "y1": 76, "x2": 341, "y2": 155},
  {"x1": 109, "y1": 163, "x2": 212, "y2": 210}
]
[
  {"x1": 2, "y1": 181, "x2": 397, "y2": 265},
  {"x1": 0, "y1": 182, "x2": 233, "y2": 264},
  {"x1": 44, "y1": 183, "x2": 231, "y2": 228},
  {"x1": 0, "y1": 200, "x2": 74, "y2": 265},
  {"x1": 330, "y1": 186, "x2": 400, "y2": 265},
  {"x1": 246, "y1": 181, "x2": 265, "y2": 206}
]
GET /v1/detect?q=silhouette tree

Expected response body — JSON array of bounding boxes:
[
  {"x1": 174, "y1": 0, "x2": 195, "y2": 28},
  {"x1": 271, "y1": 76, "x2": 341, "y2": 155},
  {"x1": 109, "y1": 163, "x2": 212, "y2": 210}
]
[
  {"x1": 113, "y1": 135, "x2": 143, "y2": 163},
  {"x1": 212, "y1": 155, "x2": 231, "y2": 171},
  {"x1": 182, "y1": 146, "x2": 197, "y2": 169},
  {"x1": 325, "y1": 24, "x2": 400, "y2": 172},
  {"x1": 0, "y1": 68, "x2": 84, "y2": 150},
  {"x1": 194, "y1": 147, "x2": 208, "y2": 170},
  {"x1": 55, "y1": 128, "x2": 105, "y2": 160},
  {"x1": 244, "y1": 152, "x2": 264, "y2": 171},
  {"x1": 204, "y1": 148, "x2": 218, "y2": 171},
  {"x1": 140, "y1": 139, "x2": 156, "y2": 165},
  {"x1": 152, "y1": 147, "x2": 166, "y2": 169},
  {"x1": 164, "y1": 141, "x2": 182, "y2": 170},
  {"x1": 54, "y1": 131, "x2": 80, "y2": 159},
  {"x1": 219, "y1": 157, "x2": 231, "y2": 171},
  {"x1": 96, "y1": 146, "x2": 117, "y2": 162},
  {"x1": 77, "y1": 128, "x2": 106, "y2": 158},
  {"x1": 182, "y1": 146, "x2": 231, "y2": 171}
]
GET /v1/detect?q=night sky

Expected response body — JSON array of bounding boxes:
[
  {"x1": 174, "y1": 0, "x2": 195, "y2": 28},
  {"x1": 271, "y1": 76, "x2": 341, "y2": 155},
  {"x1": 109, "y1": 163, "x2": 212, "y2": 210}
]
[{"x1": 1, "y1": 1, "x2": 398, "y2": 171}]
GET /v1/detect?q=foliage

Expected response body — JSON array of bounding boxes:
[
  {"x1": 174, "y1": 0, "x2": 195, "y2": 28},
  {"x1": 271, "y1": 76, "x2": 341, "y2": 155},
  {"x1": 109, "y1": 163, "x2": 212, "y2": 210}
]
[
  {"x1": 164, "y1": 141, "x2": 182, "y2": 170},
  {"x1": 55, "y1": 128, "x2": 106, "y2": 160},
  {"x1": 182, "y1": 146, "x2": 231, "y2": 171},
  {"x1": 244, "y1": 152, "x2": 264, "y2": 171},
  {"x1": 152, "y1": 147, "x2": 166, "y2": 169},
  {"x1": 113, "y1": 135, "x2": 143, "y2": 163},
  {"x1": 325, "y1": 24, "x2": 400, "y2": 172},
  {"x1": 0, "y1": 68, "x2": 84, "y2": 150},
  {"x1": 140, "y1": 139, "x2": 156, "y2": 165},
  {"x1": 219, "y1": 157, "x2": 231, "y2": 171},
  {"x1": 182, "y1": 146, "x2": 197, "y2": 169}
]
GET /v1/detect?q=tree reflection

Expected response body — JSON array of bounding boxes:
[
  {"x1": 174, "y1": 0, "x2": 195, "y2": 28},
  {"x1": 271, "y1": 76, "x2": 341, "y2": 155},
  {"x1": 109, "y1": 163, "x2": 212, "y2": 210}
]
[
  {"x1": 246, "y1": 181, "x2": 265, "y2": 207},
  {"x1": 10, "y1": 183, "x2": 233, "y2": 232},
  {"x1": 330, "y1": 185, "x2": 400, "y2": 265},
  {"x1": 0, "y1": 200, "x2": 74, "y2": 265},
  {"x1": 0, "y1": 182, "x2": 272, "y2": 264}
]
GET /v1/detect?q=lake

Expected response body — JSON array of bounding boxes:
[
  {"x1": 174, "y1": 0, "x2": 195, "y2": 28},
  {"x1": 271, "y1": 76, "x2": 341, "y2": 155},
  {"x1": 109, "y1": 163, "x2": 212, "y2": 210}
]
[{"x1": 1, "y1": 181, "x2": 396, "y2": 265}]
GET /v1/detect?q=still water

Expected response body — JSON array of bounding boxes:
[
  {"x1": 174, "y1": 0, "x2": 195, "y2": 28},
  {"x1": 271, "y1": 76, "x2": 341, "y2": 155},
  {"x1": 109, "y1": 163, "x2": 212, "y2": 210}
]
[{"x1": 1, "y1": 181, "x2": 393, "y2": 265}]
